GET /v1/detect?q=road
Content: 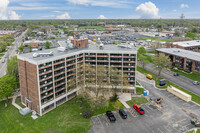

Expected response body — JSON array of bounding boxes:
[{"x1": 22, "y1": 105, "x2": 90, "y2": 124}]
[
  {"x1": 0, "y1": 29, "x2": 27, "y2": 77},
  {"x1": 139, "y1": 63, "x2": 200, "y2": 96}
]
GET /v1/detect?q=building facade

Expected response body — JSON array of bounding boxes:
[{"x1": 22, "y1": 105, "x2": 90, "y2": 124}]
[
  {"x1": 18, "y1": 44, "x2": 137, "y2": 116},
  {"x1": 166, "y1": 40, "x2": 200, "y2": 53},
  {"x1": 156, "y1": 48, "x2": 200, "y2": 73}
]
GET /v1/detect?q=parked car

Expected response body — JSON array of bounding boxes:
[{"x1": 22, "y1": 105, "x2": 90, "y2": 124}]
[
  {"x1": 173, "y1": 73, "x2": 179, "y2": 76},
  {"x1": 133, "y1": 104, "x2": 145, "y2": 115},
  {"x1": 119, "y1": 109, "x2": 127, "y2": 119},
  {"x1": 106, "y1": 111, "x2": 116, "y2": 122},
  {"x1": 146, "y1": 74, "x2": 152, "y2": 80},
  {"x1": 193, "y1": 81, "x2": 199, "y2": 85},
  {"x1": 1, "y1": 59, "x2": 5, "y2": 63}
]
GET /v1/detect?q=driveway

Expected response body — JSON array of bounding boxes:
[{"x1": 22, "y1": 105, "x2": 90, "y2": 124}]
[{"x1": 139, "y1": 63, "x2": 200, "y2": 96}]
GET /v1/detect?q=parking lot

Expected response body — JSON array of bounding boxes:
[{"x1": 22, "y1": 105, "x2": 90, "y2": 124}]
[{"x1": 89, "y1": 79, "x2": 200, "y2": 133}]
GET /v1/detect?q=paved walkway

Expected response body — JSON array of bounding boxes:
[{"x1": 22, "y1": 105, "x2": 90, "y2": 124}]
[
  {"x1": 12, "y1": 95, "x2": 22, "y2": 110},
  {"x1": 118, "y1": 93, "x2": 131, "y2": 108}
]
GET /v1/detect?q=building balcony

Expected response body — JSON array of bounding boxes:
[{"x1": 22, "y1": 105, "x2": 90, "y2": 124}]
[
  {"x1": 41, "y1": 92, "x2": 54, "y2": 100},
  {"x1": 56, "y1": 92, "x2": 66, "y2": 98},
  {"x1": 66, "y1": 57, "x2": 76, "y2": 62},
  {"x1": 53, "y1": 61, "x2": 65, "y2": 66},
  {"x1": 39, "y1": 70, "x2": 53, "y2": 76},
  {"x1": 54, "y1": 77, "x2": 65, "y2": 83},
  {"x1": 123, "y1": 66, "x2": 135, "y2": 68},
  {"x1": 96, "y1": 55, "x2": 108, "y2": 58},
  {"x1": 54, "y1": 71, "x2": 65, "y2": 77},
  {"x1": 54, "y1": 66, "x2": 65, "y2": 71},
  {"x1": 123, "y1": 56, "x2": 135, "y2": 58},
  {"x1": 41, "y1": 81, "x2": 53, "y2": 87},
  {"x1": 55, "y1": 82, "x2": 66, "y2": 88},
  {"x1": 97, "y1": 60, "x2": 109, "y2": 63},
  {"x1": 66, "y1": 62, "x2": 76, "y2": 67},
  {"x1": 55, "y1": 87, "x2": 66, "y2": 94},
  {"x1": 41, "y1": 87, "x2": 53, "y2": 95},
  {"x1": 40, "y1": 76, "x2": 53, "y2": 82},
  {"x1": 39, "y1": 64, "x2": 52, "y2": 70},
  {"x1": 41, "y1": 97, "x2": 54, "y2": 106},
  {"x1": 123, "y1": 61, "x2": 136, "y2": 63}
]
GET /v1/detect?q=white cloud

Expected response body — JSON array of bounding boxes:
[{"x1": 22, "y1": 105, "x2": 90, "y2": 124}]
[
  {"x1": 0, "y1": 0, "x2": 21, "y2": 20},
  {"x1": 66, "y1": 0, "x2": 134, "y2": 8},
  {"x1": 0, "y1": 0, "x2": 10, "y2": 20},
  {"x1": 53, "y1": 11, "x2": 62, "y2": 13},
  {"x1": 136, "y1": 1, "x2": 160, "y2": 19},
  {"x1": 56, "y1": 12, "x2": 70, "y2": 19},
  {"x1": 173, "y1": 9, "x2": 177, "y2": 12},
  {"x1": 180, "y1": 4, "x2": 189, "y2": 8},
  {"x1": 9, "y1": 11, "x2": 21, "y2": 20},
  {"x1": 42, "y1": 15, "x2": 55, "y2": 18},
  {"x1": 97, "y1": 15, "x2": 107, "y2": 19}
]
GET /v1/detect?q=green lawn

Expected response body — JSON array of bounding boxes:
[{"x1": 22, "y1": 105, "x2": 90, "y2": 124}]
[
  {"x1": 171, "y1": 69, "x2": 200, "y2": 82},
  {"x1": 143, "y1": 54, "x2": 153, "y2": 63},
  {"x1": 140, "y1": 37, "x2": 171, "y2": 42},
  {"x1": 146, "y1": 50, "x2": 155, "y2": 54},
  {"x1": 78, "y1": 26, "x2": 106, "y2": 30},
  {"x1": 137, "y1": 66, "x2": 200, "y2": 104},
  {"x1": 126, "y1": 97, "x2": 148, "y2": 107},
  {"x1": 136, "y1": 81, "x2": 141, "y2": 86},
  {"x1": 0, "y1": 96, "x2": 123, "y2": 133},
  {"x1": 188, "y1": 129, "x2": 200, "y2": 133},
  {"x1": 136, "y1": 87, "x2": 144, "y2": 95}
]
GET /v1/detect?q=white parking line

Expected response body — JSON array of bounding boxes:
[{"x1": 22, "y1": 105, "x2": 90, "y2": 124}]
[
  {"x1": 157, "y1": 128, "x2": 164, "y2": 133},
  {"x1": 164, "y1": 126, "x2": 172, "y2": 133}
]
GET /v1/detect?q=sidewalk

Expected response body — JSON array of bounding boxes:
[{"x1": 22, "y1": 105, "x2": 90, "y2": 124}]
[{"x1": 118, "y1": 93, "x2": 131, "y2": 108}]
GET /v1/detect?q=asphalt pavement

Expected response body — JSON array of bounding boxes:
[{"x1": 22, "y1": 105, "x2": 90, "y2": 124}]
[
  {"x1": 0, "y1": 29, "x2": 27, "y2": 77},
  {"x1": 139, "y1": 63, "x2": 200, "y2": 96}
]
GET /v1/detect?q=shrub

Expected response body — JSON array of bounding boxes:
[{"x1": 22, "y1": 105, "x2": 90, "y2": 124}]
[
  {"x1": 110, "y1": 92, "x2": 118, "y2": 102},
  {"x1": 83, "y1": 108, "x2": 93, "y2": 119}
]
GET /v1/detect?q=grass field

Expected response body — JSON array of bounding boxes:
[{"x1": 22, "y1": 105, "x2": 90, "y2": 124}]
[
  {"x1": 171, "y1": 69, "x2": 200, "y2": 82},
  {"x1": 127, "y1": 97, "x2": 148, "y2": 107},
  {"x1": 0, "y1": 96, "x2": 123, "y2": 133},
  {"x1": 140, "y1": 37, "x2": 171, "y2": 42},
  {"x1": 136, "y1": 87, "x2": 144, "y2": 95},
  {"x1": 137, "y1": 66, "x2": 200, "y2": 104},
  {"x1": 188, "y1": 129, "x2": 200, "y2": 133}
]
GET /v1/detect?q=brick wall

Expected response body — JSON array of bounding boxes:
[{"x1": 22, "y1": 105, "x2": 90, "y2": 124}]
[
  {"x1": 18, "y1": 59, "x2": 40, "y2": 114},
  {"x1": 71, "y1": 39, "x2": 88, "y2": 48}
]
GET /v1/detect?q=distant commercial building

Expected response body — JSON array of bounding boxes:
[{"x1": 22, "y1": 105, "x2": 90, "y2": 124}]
[
  {"x1": 166, "y1": 40, "x2": 200, "y2": 52},
  {"x1": 18, "y1": 44, "x2": 137, "y2": 115},
  {"x1": 0, "y1": 30, "x2": 17, "y2": 37},
  {"x1": 156, "y1": 48, "x2": 200, "y2": 73},
  {"x1": 71, "y1": 38, "x2": 88, "y2": 48}
]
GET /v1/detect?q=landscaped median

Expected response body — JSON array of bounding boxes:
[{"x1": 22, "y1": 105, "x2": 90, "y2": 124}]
[
  {"x1": 0, "y1": 96, "x2": 123, "y2": 133},
  {"x1": 187, "y1": 129, "x2": 200, "y2": 133},
  {"x1": 137, "y1": 66, "x2": 200, "y2": 105}
]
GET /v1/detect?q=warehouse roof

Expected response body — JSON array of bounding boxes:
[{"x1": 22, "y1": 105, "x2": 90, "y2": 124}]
[{"x1": 172, "y1": 40, "x2": 200, "y2": 47}]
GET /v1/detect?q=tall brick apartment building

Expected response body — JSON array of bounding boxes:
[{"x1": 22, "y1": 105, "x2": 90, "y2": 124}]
[{"x1": 18, "y1": 44, "x2": 137, "y2": 116}]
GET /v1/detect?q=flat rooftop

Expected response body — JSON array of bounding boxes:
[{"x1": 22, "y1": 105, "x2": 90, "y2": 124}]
[
  {"x1": 156, "y1": 48, "x2": 200, "y2": 62},
  {"x1": 172, "y1": 40, "x2": 200, "y2": 47},
  {"x1": 18, "y1": 44, "x2": 137, "y2": 65}
]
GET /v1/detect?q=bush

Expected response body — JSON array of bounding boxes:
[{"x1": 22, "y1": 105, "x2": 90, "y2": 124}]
[
  {"x1": 110, "y1": 92, "x2": 118, "y2": 102},
  {"x1": 83, "y1": 108, "x2": 93, "y2": 119}
]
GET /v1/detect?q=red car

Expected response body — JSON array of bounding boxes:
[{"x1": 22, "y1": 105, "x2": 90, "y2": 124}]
[{"x1": 133, "y1": 104, "x2": 145, "y2": 115}]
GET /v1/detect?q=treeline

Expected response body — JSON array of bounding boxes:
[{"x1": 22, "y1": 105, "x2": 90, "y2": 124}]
[
  {"x1": 0, "y1": 35, "x2": 15, "y2": 52},
  {"x1": 1, "y1": 19, "x2": 200, "y2": 30}
]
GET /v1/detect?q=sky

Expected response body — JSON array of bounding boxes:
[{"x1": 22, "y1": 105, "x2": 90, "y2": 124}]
[{"x1": 0, "y1": 0, "x2": 199, "y2": 20}]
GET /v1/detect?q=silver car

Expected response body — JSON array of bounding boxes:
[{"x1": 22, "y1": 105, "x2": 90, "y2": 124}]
[{"x1": 193, "y1": 81, "x2": 199, "y2": 85}]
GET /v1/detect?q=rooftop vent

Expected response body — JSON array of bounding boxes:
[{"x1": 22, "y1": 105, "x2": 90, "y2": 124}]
[{"x1": 33, "y1": 51, "x2": 53, "y2": 58}]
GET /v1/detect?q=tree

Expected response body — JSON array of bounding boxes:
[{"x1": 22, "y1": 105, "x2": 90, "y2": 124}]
[
  {"x1": 174, "y1": 29, "x2": 180, "y2": 36},
  {"x1": 6, "y1": 56, "x2": 19, "y2": 82},
  {"x1": 45, "y1": 41, "x2": 50, "y2": 49},
  {"x1": 0, "y1": 41, "x2": 7, "y2": 52},
  {"x1": 0, "y1": 75, "x2": 17, "y2": 102},
  {"x1": 152, "y1": 53, "x2": 171, "y2": 76},
  {"x1": 113, "y1": 100, "x2": 122, "y2": 110},
  {"x1": 185, "y1": 32, "x2": 197, "y2": 40},
  {"x1": 18, "y1": 43, "x2": 25, "y2": 53},
  {"x1": 138, "y1": 55, "x2": 148, "y2": 69},
  {"x1": 137, "y1": 46, "x2": 146, "y2": 58},
  {"x1": 28, "y1": 45, "x2": 32, "y2": 52}
]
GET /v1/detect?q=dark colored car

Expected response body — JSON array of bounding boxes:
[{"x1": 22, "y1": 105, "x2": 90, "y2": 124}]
[
  {"x1": 119, "y1": 109, "x2": 127, "y2": 119},
  {"x1": 106, "y1": 111, "x2": 116, "y2": 122},
  {"x1": 133, "y1": 104, "x2": 145, "y2": 115},
  {"x1": 173, "y1": 73, "x2": 179, "y2": 76}
]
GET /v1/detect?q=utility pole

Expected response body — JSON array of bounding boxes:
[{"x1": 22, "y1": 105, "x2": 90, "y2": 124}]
[{"x1": 180, "y1": 13, "x2": 185, "y2": 33}]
